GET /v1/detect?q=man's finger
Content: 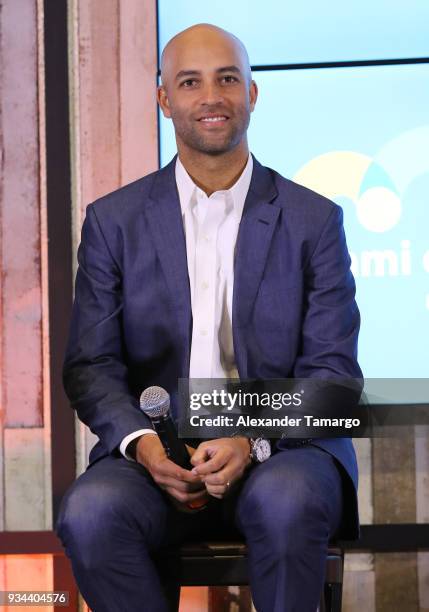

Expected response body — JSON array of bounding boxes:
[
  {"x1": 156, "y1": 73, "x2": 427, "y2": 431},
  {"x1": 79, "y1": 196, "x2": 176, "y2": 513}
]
[
  {"x1": 205, "y1": 482, "x2": 230, "y2": 498},
  {"x1": 189, "y1": 445, "x2": 211, "y2": 466},
  {"x1": 205, "y1": 482, "x2": 229, "y2": 499},
  {"x1": 155, "y1": 458, "x2": 201, "y2": 483},
  {"x1": 154, "y1": 476, "x2": 205, "y2": 493},
  {"x1": 202, "y1": 466, "x2": 234, "y2": 486},
  {"x1": 192, "y1": 450, "x2": 230, "y2": 475}
]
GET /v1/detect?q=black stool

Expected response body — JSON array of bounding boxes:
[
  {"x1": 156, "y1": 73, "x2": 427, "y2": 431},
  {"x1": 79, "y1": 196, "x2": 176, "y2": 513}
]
[{"x1": 156, "y1": 540, "x2": 344, "y2": 611}]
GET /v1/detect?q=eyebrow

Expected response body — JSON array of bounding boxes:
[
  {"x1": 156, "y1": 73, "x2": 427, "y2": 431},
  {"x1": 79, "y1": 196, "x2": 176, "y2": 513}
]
[{"x1": 175, "y1": 65, "x2": 242, "y2": 81}]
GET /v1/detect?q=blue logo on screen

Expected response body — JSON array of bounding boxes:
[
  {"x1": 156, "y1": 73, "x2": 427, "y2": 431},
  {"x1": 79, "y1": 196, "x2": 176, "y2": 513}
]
[{"x1": 293, "y1": 125, "x2": 429, "y2": 376}]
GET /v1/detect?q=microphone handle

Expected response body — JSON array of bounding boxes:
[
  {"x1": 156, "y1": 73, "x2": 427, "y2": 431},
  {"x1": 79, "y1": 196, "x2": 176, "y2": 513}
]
[
  {"x1": 151, "y1": 414, "x2": 208, "y2": 511},
  {"x1": 152, "y1": 415, "x2": 191, "y2": 469}
]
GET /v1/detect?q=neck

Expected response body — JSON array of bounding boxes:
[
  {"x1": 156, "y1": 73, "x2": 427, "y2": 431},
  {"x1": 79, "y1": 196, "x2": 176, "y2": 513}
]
[{"x1": 177, "y1": 142, "x2": 250, "y2": 196}]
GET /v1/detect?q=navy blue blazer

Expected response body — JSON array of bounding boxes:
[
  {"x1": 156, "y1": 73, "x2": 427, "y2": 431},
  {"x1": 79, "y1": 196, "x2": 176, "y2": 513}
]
[{"x1": 64, "y1": 155, "x2": 362, "y2": 539}]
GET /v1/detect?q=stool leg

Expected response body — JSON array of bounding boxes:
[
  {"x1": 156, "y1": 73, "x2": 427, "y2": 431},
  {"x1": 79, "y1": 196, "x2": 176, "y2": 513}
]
[
  {"x1": 330, "y1": 582, "x2": 343, "y2": 612},
  {"x1": 323, "y1": 582, "x2": 343, "y2": 612},
  {"x1": 160, "y1": 579, "x2": 180, "y2": 612}
]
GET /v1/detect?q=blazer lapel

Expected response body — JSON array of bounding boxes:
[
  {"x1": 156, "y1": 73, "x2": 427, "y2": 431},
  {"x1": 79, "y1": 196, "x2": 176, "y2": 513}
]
[
  {"x1": 145, "y1": 157, "x2": 192, "y2": 376},
  {"x1": 233, "y1": 157, "x2": 280, "y2": 374}
]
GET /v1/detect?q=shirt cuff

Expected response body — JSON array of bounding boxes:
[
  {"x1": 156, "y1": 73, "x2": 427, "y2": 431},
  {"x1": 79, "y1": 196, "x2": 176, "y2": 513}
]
[{"x1": 119, "y1": 429, "x2": 158, "y2": 461}]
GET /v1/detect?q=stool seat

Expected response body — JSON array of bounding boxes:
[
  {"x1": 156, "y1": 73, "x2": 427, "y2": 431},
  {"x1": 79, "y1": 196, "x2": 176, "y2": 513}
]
[{"x1": 155, "y1": 540, "x2": 344, "y2": 611}]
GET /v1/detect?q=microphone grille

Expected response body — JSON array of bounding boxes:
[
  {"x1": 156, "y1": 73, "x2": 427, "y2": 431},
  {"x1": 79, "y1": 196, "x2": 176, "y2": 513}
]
[{"x1": 140, "y1": 386, "x2": 170, "y2": 418}]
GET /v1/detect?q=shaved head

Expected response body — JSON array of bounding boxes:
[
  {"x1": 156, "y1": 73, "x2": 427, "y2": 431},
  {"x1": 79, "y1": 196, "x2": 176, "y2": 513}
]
[
  {"x1": 160, "y1": 24, "x2": 252, "y2": 89},
  {"x1": 157, "y1": 23, "x2": 257, "y2": 159}
]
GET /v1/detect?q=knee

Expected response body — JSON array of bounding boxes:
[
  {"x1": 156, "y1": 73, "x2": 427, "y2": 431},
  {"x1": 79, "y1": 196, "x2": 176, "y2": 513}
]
[
  {"x1": 57, "y1": 480, "x2": 113, "y2": 538},
  {"x1": 55, "y1": 481, "x2": 120, "y2": 568},
  {"x1": 237, "y1": 468, "x2": 330, "y2": 558},
  {"x1": 56, "y1": 478, "x2": 165, "y2": 570}
]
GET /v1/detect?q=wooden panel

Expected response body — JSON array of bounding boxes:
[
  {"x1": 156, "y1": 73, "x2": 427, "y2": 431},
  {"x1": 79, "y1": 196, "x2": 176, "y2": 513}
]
[
  {"x1": 74, "y1": 420, "x2": 98, "y2": 477},
  {"x1": 72, "y1": 0, "x2": 123, "y2": 479},
  {"x1": 38, "y1": 0, "x2": 53, "y2": 534},
  {"x1": 375, "y1": 553, "x2": 419, "y2": 611},
  {"x1": 119, "y1": 0, "x2": 158, "y2": 184},
  {"x1": 418, "y1": 552, "x2": 429, "y2": 612},
  {"x1": 373, "y1": 431, "x2": 416, "y2": 524},
  {"x1": 416, "y1": 427, "x2": 429, "y2": 610},
  {"x1": 341, "y1": 441, "x2": 374, "y2": 609},
  {"x1": 179, "y1": 587, "x2": 208, "y2": 612},
  {"x1": 373, "y1": 431, "x2": 418, "y2": 608},
  {"x1": 77, "y1": 0, "x2": 121, "y2": 213},
  {"x1": 0, "y1": 409, "x2": 4, "y2": 531},
  {"x1": 4, "y1": 429, "x2": 46, "y2": 530},
  {"x1": 1, "y1": 0, "x2": 43, "y2": 427},
  {"x1": 415, "y1": 426, "x2": 429, "y2": 523},
  {"x1": 0, "y1": 532, "x2": 63, "y2": 554},
  {"x1": 68, "y1": 0, "x2": 84, "y2": 253},
  {"x1": 343, "y1": 553, "x2": 375, "y2": 611},
  {"x1": 0, "y1": 558, "x2": 4, "y2": 594},
  {"x1": 354, "y1": 438, "x2": 373, "y2": 524},
  {"x1": 69, "y1": 0, "x2": 159, "y2": 475},
  {"x1": 0, "y1": 554, "x2": 52, "y2": 600},
  {"x1": 0, "y1": 0, "x2": 51, "y2": 532}
]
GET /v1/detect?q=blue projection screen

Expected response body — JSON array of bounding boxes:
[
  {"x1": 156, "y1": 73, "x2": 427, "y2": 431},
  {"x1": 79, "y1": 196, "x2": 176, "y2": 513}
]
[
  {"x1": 159, "y1": 63, "x2": 429, "y2": 378},
  {"x1": 158, "y1": 0, "x2": 429, "y2": 65}
]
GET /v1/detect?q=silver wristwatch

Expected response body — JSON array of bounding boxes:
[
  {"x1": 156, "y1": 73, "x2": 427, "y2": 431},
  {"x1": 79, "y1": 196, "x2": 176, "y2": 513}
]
[{"x1": 249, "y1": 437, "x2": 271, "y2": 463}]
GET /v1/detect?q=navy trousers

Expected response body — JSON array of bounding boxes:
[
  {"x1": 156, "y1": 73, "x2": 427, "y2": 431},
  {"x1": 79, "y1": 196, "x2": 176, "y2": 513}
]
[{"x1": 55, "y1": 445, "x2": 344, "y2": 612}]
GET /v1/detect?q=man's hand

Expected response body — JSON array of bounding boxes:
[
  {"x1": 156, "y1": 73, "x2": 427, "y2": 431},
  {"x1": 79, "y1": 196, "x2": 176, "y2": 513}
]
[
  {"x1": 190, "y1": 438, "x2": 251, "y2": 499},
  {"x1": 135, "y1": 435, "x2": 207, "y2": 508}
]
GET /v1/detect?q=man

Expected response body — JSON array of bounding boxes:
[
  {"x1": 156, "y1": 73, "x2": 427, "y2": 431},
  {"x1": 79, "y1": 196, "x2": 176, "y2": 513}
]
[{"x1": 56, "y1": 24, "x2": 362, "y2": 612}]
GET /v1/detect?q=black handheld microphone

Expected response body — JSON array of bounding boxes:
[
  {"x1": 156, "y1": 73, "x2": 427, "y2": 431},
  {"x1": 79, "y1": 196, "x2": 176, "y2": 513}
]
[
  {"x1": 139, "y1": 386, "x2": 191, "y2": 469},
  {"x1": 139, "y1": 386, "x2": 208, "y2": 511}
]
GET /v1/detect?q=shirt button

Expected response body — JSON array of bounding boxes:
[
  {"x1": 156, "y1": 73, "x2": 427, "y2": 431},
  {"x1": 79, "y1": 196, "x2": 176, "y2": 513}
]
[
  {"x1": 201, "y1": 329, "x2": 208, "y2": 336},
  {"x1": 204, "y1": 235, "x2": 210, "y2": 243},
  {"x1": 202, "y1": 281, "x2": 209, "y2": 290}
]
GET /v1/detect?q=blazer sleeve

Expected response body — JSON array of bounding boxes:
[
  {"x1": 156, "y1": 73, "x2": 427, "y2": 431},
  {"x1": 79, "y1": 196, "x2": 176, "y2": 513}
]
[
  {"x1": 63, "y1": 204, "x2": 153, "y2": 455},
  {"x1": 293, "y1": 204, "x2": 363, "y2": 383}
]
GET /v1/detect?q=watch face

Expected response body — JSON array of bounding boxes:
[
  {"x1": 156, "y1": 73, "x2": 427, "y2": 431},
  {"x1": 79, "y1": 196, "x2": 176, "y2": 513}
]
[{"x1": 254, "y1": 438, "x2": 271, "y2": 463}]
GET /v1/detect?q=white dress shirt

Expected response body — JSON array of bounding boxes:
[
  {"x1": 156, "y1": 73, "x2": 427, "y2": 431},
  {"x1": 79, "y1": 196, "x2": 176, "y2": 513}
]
[{"x1": 119, "y1": 154, "x2": 253, "y2": 459}]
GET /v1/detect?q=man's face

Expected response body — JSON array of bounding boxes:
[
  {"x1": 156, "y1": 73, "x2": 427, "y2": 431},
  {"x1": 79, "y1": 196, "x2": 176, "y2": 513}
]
[{"x1": 158, "y1": 32, "x2": 257, "y2": 156}]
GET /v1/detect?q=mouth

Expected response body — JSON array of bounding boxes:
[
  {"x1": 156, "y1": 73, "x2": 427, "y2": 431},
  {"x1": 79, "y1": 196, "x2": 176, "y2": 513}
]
[{"x1": 198, "y1": 115, "x2": 229, "y2": 124}]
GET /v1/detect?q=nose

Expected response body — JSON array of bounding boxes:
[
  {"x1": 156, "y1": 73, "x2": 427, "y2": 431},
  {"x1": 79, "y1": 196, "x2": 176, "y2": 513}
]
[{"x1": 200, "y1": 81, "x2": 224, "y2": 106}]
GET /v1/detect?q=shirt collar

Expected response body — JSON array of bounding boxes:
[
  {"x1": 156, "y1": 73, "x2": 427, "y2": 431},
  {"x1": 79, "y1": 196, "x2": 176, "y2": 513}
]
[{"x1": 175, "y1": 153, "x2": 253, "y2": 222}]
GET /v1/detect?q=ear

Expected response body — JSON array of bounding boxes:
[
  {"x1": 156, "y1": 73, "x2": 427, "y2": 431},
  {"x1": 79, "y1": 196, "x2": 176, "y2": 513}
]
[
  {"x1": 157, "y1": 85, "x2": 172, "y2": 118},
  {"x1": 249, "y1": 80, "x2": 258, "y2": 113}
]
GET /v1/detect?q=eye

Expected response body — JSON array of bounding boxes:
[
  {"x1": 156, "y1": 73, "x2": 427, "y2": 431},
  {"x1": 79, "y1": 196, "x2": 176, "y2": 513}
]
[
  {"x1": 181, "y1": 79, "x2": 198, "y2": 88},
  {"x1": 222, "y1": 75, "x2": 238, "y2": 84}
]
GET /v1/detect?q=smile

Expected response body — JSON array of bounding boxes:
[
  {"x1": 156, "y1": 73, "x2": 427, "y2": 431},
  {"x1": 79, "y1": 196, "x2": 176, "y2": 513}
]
[{"x1": 199, "y1": 116, "x2": 228, "y2": 122}]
